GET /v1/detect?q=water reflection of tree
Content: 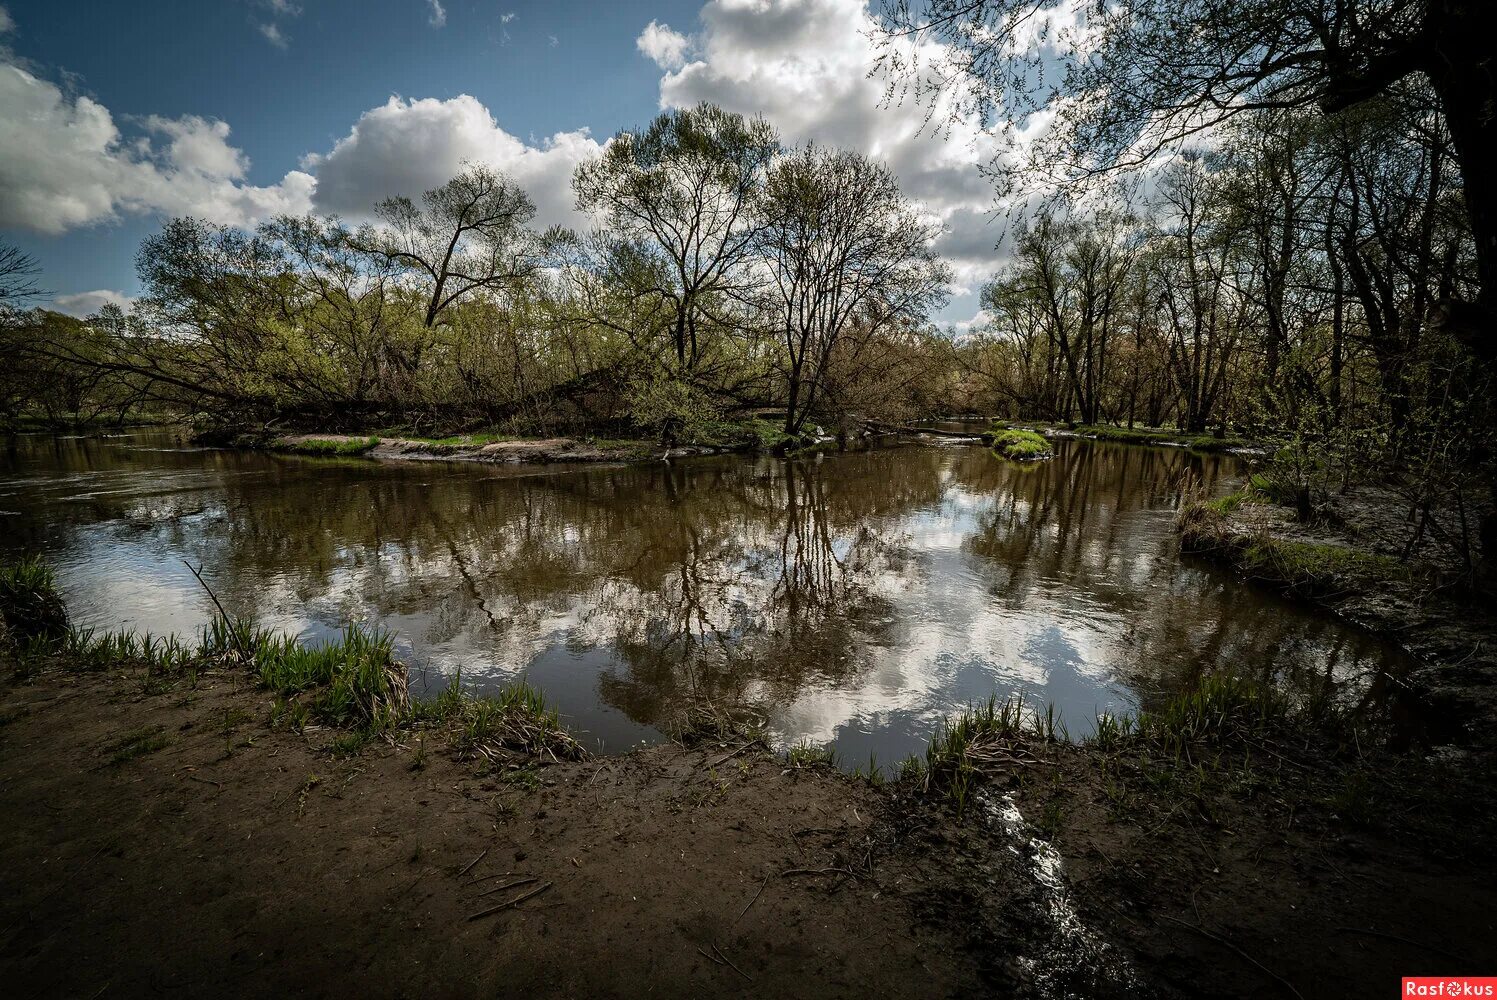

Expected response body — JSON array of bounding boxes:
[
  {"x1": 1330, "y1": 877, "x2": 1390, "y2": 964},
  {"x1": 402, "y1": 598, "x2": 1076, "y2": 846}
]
[
  {"x1": 50, "y1": 441, "x2": 936, "y2": 732},
  {"x1": 596, "y1": 456, "x2": 919, "y2": 730},
  {"x1": 9, "y1": 433, "x2": 1411, "y2": 734},
  {"x1": 951, "y1": 439, "x2": 1408, "y2": 713}
]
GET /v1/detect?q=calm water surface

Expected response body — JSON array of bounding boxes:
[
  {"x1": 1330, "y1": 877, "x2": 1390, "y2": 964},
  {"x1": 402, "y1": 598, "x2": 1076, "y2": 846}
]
[{"x1": 0, "y1": 430, "x2": 1412, "y2": 760}]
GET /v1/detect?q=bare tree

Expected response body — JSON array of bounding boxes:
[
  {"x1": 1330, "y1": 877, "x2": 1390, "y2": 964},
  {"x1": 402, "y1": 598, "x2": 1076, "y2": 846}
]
[
  {"x1": 360, "y1": 164, "x2": 551, "y2": 330},
  {"x1": 760, "y1": 145, "x2": 951, "y2": 434},
  {"x1": 877, "y1": 1, "x2": 1497, "y2": 338},
  {"x1": 0, "y1": 242, "x2": 41, "y2": 313},
  {"x1": 574, "y1": 103, "x2": 780, "y2": 373}
]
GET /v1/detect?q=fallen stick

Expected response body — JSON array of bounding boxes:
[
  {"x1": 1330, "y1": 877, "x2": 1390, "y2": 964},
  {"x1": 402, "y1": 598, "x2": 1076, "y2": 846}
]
[
  {"x1": 457, "y1": 849, "x2": 487, "y2": 878},
  {"x1": 472, "y1": 877, "x2": 539, "y2": 901},
  {"x1": 781, "y1": 866, "x2": 855, "y2": 878},
  {"x1": 712, "y1": 943, "x2": 752, "y2": 982},
  {"x1": 1334, "y1": 926, "x2": 1474, "y2": 965},
  {"x1": 708, "y1": 742, "x2": 760, "y2": 768},
  {"x1": 466, "y1": 880, "x2": 552, "y2": 921},
  {"x1": 467, "y1": 870, "x2": 522, "y2": 886},
  {"x1": 1160, "y1": 914, "x2": 1303, "y2": 1000},
  {"x1": 736, "y1": 874, "x2": 770, "y2": 921}
]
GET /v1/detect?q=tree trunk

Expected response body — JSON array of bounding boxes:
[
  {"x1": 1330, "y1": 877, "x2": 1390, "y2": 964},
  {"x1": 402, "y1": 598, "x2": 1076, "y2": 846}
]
[{"x1": 1428, "y1": 1, "x2": 1497, "y2": 355}]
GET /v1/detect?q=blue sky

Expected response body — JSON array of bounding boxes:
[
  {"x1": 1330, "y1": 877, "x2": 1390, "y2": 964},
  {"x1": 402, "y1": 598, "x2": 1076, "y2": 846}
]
[{"x1": 0, "y1": 0, "x2": 1005, "y2": 324}]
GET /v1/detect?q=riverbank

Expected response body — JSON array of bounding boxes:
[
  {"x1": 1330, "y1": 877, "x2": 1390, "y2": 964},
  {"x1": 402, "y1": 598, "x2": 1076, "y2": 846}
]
[
  {"x1": 202, "y1": 416, "x2": 821, "y2": 465},
  {"x1": 4, "y1": 581, "x2": 1494, "y2": 997},
  {"x1": 204, "y1": 418, "x2": 1261, "y2": 470},
  {"x1": 890, "y1": 420, "x2": 1264, "y2": 456},
  {"x1": 1179, "y1": 480, "x2": 1497, "y2": 750}
]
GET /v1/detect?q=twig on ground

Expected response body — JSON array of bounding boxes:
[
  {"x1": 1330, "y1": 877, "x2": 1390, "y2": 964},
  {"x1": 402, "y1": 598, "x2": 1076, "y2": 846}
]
[
  {"x1": 472, "y1": 877, "x2": 540, "y2": 901},
  {"x1": 737, "y1": 873, "x2": 770, "y2": 920},
  {"x1": 781, "y1": 866, "x2": 856, "y2": 878},
  {"x1": 1160, "y1": 914, "x2": 1303, "y2": 1000},
  {"x1": 466, "y1": 880, "x2": 552, "y2": 920},
  {"x1": 457, "y1": 848, "x2": 487, "y2": 877},
  {"x1": 709, "y1": 742, "x2": 759, "y2": 768},
  {"x1": 467, "y1": 870, "x2": 521, "y2": 886},
  {"x1": 1334, "y1": 926, "x2": 1473, "y2": 965},
  {"x1": 712, "y1": 943, "x2": 753, "y2": 982}
]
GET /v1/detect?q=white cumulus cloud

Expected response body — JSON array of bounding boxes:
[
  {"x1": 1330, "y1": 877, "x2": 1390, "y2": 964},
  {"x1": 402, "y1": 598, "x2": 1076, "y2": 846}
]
[
  {"x1": 649, "y1": 0, "x2": 1021, "y2": 292},
  {"x1": 305, "y1": 94, "x2": 602, "y2": 231},
  {"x1": 53, "y1": 289, "x2": 134, "y2": 317},
  {"x1": 426, "y1": 0, "x2": 445, "y2": 28},
  {"x1": 0, "y1": 61, "x2": 314, "y2": 235},
  {"x1": 636, "y1": 21, "x2": 691, "y2": 70}
]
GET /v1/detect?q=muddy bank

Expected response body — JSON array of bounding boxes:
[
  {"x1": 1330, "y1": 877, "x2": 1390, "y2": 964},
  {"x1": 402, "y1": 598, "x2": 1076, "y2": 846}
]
[
  {"x1": 244, "y1": 421, "x2": 1261, "y2": 469},
  {"x1": 883, "y1": 421, "x2": 1267, "y2": 458},
  {"x1": 0, "y1": 665, "x2": 983, "y2": 999},
  {"x1": 265, "y1": 432, "x2": 728, "y2": 465},
  {"x1": 5, "y1": 656, "x2": 1495, "y2": 998},
  {"x1": 1180, "y1": 483, "x2": 1497, "y2": 749}
]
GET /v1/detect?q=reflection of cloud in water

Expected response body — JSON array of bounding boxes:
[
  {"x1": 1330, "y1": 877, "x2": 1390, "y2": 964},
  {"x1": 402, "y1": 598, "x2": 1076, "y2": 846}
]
[{"x1": 0, "y1": 432, "x2": 1417, "y2": 764}]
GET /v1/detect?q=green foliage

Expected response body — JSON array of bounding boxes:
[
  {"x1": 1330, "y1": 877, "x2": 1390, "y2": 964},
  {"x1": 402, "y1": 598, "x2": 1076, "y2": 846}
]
[
  {"x1": 786, "y1": 740, "x2": 838, "y2": 769},
  {"x1": 990, "y1": 428, "x2": 1053, "y2": 461},
  {"x1": 1238, "y1": 538, "x2": 1404, "y2": 589},
  {"x1": 0, "y1": 556, "x2": 69, "y2": 650},
  {"x1": 917, "y1": 695, "x2": 1058, "y2": 813},
  {"x1": 103, "y1": 725, "x2": 172, "y2": 766},
  {"x1": 624, "y1": 368, "x2": 723, "y2": 443},
  {"x1": 402, "y1": 673, "x2": 585, "y2": 761},
  {"x1": 1179, "y1": 499, "x2": 1403, "y2": 592},
  {"x1": 1100, "y1": 675, "x2": 1291, "y2": 757},
  {"x1": 273, "y1": 436, "x2": 380, "y2": 456},
  {"x1": 377, "y1": 430, "x2": 516, "y2": 449},
  {"x1": 690, "y1": 417, "x2": 798, "y2": 450}
]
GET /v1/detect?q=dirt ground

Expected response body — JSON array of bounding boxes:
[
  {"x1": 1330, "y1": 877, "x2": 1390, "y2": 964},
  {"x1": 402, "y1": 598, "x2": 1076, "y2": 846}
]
[
  {"x1": 3, "y1": 665, "x2": 1495, "y2": 999},
  {"x1": 0, "y1": 668, "x2": 985, "y2": 1000}
]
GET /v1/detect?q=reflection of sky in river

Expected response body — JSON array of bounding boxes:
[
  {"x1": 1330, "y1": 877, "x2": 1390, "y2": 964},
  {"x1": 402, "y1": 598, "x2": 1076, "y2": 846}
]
[{"x1": 0, "y1": 431, "x2": 1413, "y2": 762}]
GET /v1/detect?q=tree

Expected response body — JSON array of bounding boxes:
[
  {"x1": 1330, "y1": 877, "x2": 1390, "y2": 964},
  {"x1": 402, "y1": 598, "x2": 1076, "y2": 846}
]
[
  {"x1": 760, "y1": 145, "x2": 951, "y2": 434},
  {"x1": 1154, "y1": 155, "x2": 1250, "y2": 432},
  {"x1": 360, "y1": 163, "x2": 551, "y2": 331},
  {"x1": 0, "y1": 242, "x2": 41, "y2": 312},
  {"x1": 573, "y1": 103, "x2": 780, "y2": 373},
  {"x1": 877, "y1": 1, "x2": 1497, "y2": 337}
]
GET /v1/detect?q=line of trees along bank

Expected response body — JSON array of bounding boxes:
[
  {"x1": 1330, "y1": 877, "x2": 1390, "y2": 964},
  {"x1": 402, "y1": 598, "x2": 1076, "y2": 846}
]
[
  {"x1": 2, "y1": 104, "x2": 953, "y2": 442},
  {"x1": 956, "y1": 87, "x2": 1488, "y2": 466},
  {"x1": 1, "y1": 91, "x2": 1491, "y2": 479}
]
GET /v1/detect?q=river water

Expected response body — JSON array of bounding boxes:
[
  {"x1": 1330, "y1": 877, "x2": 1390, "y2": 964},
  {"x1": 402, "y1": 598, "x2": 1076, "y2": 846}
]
[{"x1": 0, "y1": 429, "x2": 1412, "y2": 761}]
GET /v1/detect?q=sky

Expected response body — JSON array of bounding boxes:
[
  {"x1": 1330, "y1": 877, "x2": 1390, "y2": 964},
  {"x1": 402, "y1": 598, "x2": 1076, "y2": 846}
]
[{"x1": 0, "y1": 0, "x2": 1028, "y2": 326}]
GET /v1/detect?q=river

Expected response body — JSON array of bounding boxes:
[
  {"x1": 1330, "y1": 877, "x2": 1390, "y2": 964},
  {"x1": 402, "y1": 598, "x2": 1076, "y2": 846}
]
[{"x1": 0, "y1": 429, "x2": 1412, "y2": 763}]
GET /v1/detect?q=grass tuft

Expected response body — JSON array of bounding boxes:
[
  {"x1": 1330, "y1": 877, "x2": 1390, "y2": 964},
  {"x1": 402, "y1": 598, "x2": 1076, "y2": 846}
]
[
  {"x1": 1178, "y1": 500, "x2": 1403, "y2": 594},
  {"x1": 103, "y1": 725, "x2": 172, "y2": 766},
  {"x1": 274, "y1": 436, "x2": 380, "y2": 457},
  {"x1": 11, "y1": 559, "x2": 586, "y2": 766},
  {"x1": 917, "y1": 695, "x2": 1055, "y2": 812},
  {"x1": 405, "y1": 673, "x2": 586, "y2": 762},
  {"x1": 990, "y1": 429, "x2": 1053, "y2": 462},
  {"x1": 0, "y1": 556, "x2": 70, "y2": 650},
  {"x1": 787, "y1": 740, "x2": 838, "y2": 769}
]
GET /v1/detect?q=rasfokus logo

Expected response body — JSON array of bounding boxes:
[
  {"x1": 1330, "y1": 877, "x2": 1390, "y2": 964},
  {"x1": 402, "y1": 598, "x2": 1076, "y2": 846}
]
[{"x1": 1404, "y1": 979, "x2": 1497, "y2": 997}]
